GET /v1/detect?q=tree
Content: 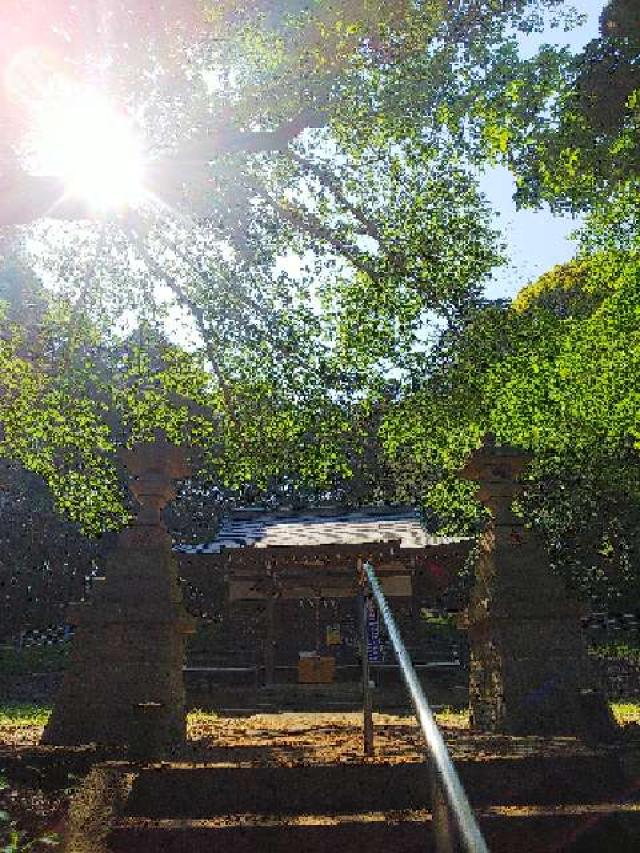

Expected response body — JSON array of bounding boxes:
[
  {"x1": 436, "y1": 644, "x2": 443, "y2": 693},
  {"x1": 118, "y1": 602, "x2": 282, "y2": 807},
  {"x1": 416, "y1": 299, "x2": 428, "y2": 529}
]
[
  {"x1": 0, "y1": 259, "x2": 126, "y2": 531},
  {"x1": 472, "y1": 0, "x2": 640, "y2": 212},
  {"x1": 0, "y1": 0, "x2": 525, "y2": 527},
  {"x1": 371, "y1": 0, "x2": 640, "y2": 603},
  {"x1": 0, "y1": 1, "x2": 571, "y2": 224},
  {"x1": 382, "y1": 238, "x2": 640, "y2": 603},
  {"x1": 7, "y1": 0, "x2": 629, "y2": 554}
]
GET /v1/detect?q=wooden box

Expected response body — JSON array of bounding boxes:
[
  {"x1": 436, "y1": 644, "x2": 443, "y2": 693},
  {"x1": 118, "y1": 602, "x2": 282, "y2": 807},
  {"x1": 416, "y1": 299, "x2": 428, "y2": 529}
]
[{"x1": 298, "y1": 655, "x2": 336, "y2": 684}]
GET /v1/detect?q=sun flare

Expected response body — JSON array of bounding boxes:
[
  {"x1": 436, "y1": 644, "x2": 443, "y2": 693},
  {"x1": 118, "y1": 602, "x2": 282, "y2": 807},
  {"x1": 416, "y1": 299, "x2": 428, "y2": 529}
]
[{"x1": 33, "y1": 90, "x2": 145, "y2": 210}]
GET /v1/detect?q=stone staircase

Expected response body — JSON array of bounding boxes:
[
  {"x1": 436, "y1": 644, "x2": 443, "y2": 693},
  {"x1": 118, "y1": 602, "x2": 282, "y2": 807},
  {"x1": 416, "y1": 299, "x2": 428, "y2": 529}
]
[{"x1": 104, "y1": 751, "x2": 640, "y2": 852}]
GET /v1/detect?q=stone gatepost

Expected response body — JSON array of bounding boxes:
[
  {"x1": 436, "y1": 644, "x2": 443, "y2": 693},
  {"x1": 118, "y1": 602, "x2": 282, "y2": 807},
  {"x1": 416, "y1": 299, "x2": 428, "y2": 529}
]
[
  {"x1": 460, "y1": 436, "x2": 615, "y2": 739},
  {"x1": 43, "y1": 434, "x2": 196, "y2": 752}
]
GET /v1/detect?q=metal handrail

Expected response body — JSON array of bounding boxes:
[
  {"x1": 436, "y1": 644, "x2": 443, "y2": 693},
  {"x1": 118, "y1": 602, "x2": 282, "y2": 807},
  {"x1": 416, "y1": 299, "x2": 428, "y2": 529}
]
[{"x1": 363, "y1": 561, "x2": 489, "y2": 853}]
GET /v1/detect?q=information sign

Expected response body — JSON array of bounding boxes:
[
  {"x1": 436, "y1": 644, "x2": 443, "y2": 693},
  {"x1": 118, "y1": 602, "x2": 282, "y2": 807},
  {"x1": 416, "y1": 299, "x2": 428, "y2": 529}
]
[{"x1": 366, "y1": 598, "x2": 381, "y2": 662}]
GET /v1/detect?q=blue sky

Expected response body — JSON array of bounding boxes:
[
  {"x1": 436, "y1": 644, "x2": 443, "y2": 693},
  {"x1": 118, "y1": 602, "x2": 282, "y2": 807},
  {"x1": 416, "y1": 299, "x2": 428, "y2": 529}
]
[{"x1": 481, "y1": 0, "x2": 606, "y2": 300}]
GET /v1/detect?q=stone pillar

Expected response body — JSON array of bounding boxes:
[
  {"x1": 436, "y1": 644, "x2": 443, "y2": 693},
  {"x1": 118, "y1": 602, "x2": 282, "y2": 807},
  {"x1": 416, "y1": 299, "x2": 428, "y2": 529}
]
[
  {"x1": 460, "y1": 436, "x2": 615, "y2": 739},
  {"x1": 43, "y1": 434, "x2": 196, "y2": 751}
]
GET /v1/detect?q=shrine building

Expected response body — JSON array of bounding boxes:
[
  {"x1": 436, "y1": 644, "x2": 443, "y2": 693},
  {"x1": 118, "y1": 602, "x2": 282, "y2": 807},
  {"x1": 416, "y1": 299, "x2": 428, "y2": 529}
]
[{"x1": 176, "y1": 506, "x2": 472, "y2": 691}]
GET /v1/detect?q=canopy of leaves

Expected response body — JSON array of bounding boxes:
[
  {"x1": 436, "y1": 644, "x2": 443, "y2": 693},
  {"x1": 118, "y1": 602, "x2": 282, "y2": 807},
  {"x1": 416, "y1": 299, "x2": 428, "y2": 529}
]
[
  {"x1": 382, "y1": 230, "x2": 640, "y2": 601},
  {"x1": 1, "y1": 0, "x2": 529, "y2": 531},
  {"x1": 0, "y1": 0, "x2": 637, "y2": 621},
  {"x1": 493, "y1": 0, "x2": 639, "y2": 211}
]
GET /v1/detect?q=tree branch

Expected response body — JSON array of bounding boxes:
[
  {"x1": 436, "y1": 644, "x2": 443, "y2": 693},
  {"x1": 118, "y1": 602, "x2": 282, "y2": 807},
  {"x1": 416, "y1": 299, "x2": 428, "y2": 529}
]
[
  {"x1": 245, "y1": 177, "x2": 382, "y2": 283},
  {"x1": 0, "y1": 173, "x2": 90, "y2": 227},
  {"x1": 163, "y1": 234, "x2": 319, "y2": 375},
  {"x1": 128, "y1": 234, "x2": 238, "y2": 424},
  {"x1": 0, "y1": 109, "x2": 328, "y2": 227},
  {"x1": 288, "y1": 151, "x2": 382, "y2": 243},
  {"x1": 179, "y1": 108, "x2": 328, "y2": 158}
]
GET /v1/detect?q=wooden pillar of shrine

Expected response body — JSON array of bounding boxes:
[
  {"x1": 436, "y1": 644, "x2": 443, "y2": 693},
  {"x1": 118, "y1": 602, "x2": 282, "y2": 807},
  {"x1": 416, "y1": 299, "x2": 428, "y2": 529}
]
[
  {"x1": 460, "y1": 436, "x2": 615, "y2": 739},
  {"x1": 262, "y1": 559, "x2": 276, "y2": 685},
  {"x1": 43, "y1": 434, "x2": 196, "y2": 751},
  {"x1": 264, "y1": 598, "x2": 276, "y2": 685}
]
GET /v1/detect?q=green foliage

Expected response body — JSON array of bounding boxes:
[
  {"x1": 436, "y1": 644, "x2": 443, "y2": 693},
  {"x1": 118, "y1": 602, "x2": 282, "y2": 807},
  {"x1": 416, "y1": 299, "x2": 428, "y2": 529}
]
[
  {"x1": 0, "y1": 762, "x2": 59, "y2": 852},
  {"x1": 511, "y1": 258, "x2": 613, "y2": 317},
  {"x1": 0, "y1": 0, "x2": 636, "y2": 615},
  {"x1": 0, "y1": 706, "x2": 52, "y2": 726},
  {"x1": 0, "y1": 646, "x2": 69, "y2": 677},
  {"x1": 503, "y1": 3, "x2": 640, "y2": 212},
  {"x1": 382, "y1": 239, "x2": 640, "y2": 600},
  {"x1": 0, "y1": 332, "x2": 124, "y2": 534},
  {"x1": 611, "y1": 702, "x2": 640, "y2": 726},
  {"x1": 0, "y1": 808, "x2": 58, "y2": 852},
  {"x1": 590, "y1": 640, "x2": 640, "y2": 664}
]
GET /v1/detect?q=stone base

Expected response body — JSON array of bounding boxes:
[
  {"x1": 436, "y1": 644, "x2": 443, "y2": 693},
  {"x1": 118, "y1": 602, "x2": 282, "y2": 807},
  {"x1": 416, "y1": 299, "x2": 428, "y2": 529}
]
[
  {"x1": 460, "y1": 441, "x2": 619, "y2": 743},
  {"x1": 43, "y1": 616, "x2": 191, "y2": 750},
  {"x1": 468, "y1": 618, "x2": 616, "y2": 740}
]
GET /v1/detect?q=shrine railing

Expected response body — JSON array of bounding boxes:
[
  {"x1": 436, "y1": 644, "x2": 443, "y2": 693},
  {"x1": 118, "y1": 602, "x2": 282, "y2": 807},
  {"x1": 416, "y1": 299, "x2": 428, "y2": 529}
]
[{"x1": 362, "y1": 560, "x2": 489, "y2": 853}]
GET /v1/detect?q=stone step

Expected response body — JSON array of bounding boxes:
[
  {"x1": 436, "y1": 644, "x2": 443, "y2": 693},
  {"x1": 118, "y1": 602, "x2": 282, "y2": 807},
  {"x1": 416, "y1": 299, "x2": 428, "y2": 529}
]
[
  {"x1": 258, "y1": 684, "x2": 364, "y2": 699},
  {"x1": 109, "y1": 806, "x2": 640, "y2": 853},
  {"x1": 123, "y1": 754, "x2": 629, "y2": 819}
]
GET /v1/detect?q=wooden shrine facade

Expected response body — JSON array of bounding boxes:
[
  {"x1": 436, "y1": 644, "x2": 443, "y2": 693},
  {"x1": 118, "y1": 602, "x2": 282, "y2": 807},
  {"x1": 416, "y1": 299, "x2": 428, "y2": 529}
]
[{"x1": 178, "y1": 537, "x2": 472, "y2": 682}]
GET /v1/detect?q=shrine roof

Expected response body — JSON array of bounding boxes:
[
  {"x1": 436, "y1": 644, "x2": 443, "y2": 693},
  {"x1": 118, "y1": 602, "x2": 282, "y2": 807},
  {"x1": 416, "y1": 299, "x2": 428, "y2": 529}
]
[{"x1": 174, "y1": 506, "x2": 466, "y2": 555}]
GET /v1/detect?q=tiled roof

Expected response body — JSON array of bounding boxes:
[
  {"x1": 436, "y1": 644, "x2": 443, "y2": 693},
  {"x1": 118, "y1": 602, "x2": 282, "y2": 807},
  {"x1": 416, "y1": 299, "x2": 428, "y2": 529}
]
[{"x1": 174, "y1": 508, "x2": 462, "y2": 555}]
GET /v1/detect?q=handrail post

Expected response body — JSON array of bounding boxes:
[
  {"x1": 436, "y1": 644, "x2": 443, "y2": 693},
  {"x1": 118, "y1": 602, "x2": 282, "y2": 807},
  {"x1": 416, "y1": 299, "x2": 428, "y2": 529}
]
[
  {"x1": 359, "y1": 591, "x2": 375, "y2": 757},
  {"x1": 363, "y1": 561, "x2": 488, "y2": 853},
  {"x1": 431, "y1": 763, "x2": 462, "y2": 853}
]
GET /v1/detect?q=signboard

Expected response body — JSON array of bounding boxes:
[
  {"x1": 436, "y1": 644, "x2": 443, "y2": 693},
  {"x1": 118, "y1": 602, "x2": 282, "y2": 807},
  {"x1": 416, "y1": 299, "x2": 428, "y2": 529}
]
[
  {"x1": 365, "y1": 598, "x2": 382, "y2": 662},
  {"x1": 326, "y1": 624, "x2": 341, "y2": 646},
  {"x1": 379, "y1": 574, "x2": 412, "y2": 597},
  {"x1": 228, "y1": 574, "x2": 411, "y2": 601}
]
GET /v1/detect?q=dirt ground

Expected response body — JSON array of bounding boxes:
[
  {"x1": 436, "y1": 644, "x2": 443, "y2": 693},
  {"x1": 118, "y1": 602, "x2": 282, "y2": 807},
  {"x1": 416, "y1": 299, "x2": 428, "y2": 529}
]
[
  {"x1": 188, "y1": 711, "x2": 618, "y2": 765},
  {"x1": 1, "y1": 710, "x2": 612, "y2": 764},
  {"x1": 2, "y1": 710, "x2": 637, "y2": 849}
]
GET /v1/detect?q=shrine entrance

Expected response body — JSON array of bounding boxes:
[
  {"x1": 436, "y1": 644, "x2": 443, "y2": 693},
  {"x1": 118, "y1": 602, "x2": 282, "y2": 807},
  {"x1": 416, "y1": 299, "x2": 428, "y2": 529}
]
[
  {"x1": 223, "y1": 542, "x2": 414, "y2": 685},
  {"x1": 177, "y1": 518, "x2": 473, "y2": 708}
]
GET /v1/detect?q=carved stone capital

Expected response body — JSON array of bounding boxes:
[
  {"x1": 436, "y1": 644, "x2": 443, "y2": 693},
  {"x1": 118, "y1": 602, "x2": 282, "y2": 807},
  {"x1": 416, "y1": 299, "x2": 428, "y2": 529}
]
[
  {"x1": 119, "y1": 432, "x2": 190, "y2": 527},
  {"x1": 460, "y1": 434, "x2": 531, "y2": 524}
]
